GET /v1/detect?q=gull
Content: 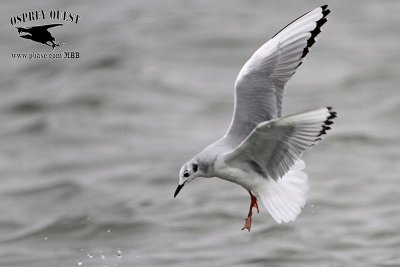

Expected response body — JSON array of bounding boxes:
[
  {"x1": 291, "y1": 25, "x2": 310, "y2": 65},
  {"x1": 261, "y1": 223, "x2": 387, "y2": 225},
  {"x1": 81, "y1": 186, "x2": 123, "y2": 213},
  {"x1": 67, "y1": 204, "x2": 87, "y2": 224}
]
[{"x1": 174, "y1": 5, "x2": 336, "y2": 231}]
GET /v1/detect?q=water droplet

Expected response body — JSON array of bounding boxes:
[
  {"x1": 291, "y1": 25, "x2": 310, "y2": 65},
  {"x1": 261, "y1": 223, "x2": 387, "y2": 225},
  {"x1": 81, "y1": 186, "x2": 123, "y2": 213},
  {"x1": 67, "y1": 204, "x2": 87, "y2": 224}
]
[
  {"x1": 101, "y1": 255, "x2": 106, "y2": 260},
  {"x1": 107, "y1": 229, "x2": 111, "y2": 233},
  {"x1": 87, "y1": 254, "x2": 93, "y2": 259},
  {"x1": 78, "y1": 261, "x2": 83, "y2": 266},
  {"x1": 117, "y1": 249, "x2": 122, "y2": 258},
  {"x1": 44, "y1": 237, "x2": 48, "y2": 240}
]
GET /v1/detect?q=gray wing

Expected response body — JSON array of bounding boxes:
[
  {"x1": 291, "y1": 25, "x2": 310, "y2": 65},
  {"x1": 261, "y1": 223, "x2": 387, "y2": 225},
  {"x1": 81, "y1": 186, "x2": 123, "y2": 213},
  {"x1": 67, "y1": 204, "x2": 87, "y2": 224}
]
[
  {"x1": 225, "y1": 5, "x2": 330, "y2": 142},
  {"x1": 224, "y1": 107, "x2": 336, "y2": 180}
]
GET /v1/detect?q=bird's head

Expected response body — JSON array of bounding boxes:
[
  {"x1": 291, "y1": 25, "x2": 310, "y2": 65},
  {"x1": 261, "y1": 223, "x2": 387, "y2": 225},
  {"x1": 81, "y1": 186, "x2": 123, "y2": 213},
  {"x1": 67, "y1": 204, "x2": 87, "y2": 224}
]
[{"x1": 174, "y1": 160, "x2": 203, "y2": 198}]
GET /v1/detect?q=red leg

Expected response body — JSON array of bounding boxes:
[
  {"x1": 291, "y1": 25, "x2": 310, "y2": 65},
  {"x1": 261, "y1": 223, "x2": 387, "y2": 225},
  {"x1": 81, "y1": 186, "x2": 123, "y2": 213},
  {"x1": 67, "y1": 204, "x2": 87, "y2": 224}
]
[{"x1": 242, "y1": 191, "x2": 259, "y2": 231}]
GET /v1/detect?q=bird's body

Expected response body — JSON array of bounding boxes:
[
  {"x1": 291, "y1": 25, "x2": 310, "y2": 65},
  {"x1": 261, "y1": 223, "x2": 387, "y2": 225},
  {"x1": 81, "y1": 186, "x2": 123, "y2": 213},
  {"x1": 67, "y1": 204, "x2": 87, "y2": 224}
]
[{"x1": 174, "y1": 5, "x2": 336, "y2": 231}]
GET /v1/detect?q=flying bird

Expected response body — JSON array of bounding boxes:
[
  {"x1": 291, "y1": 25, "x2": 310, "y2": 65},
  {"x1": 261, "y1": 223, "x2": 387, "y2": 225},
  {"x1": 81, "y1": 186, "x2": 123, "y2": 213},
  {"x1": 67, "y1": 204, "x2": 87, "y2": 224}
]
[
  {"x1": 16, "y1": 24, "x2": 63, "y2": 49},
  {"x1": 174, "y1": 5, "x2": 336, "y2": 231}
]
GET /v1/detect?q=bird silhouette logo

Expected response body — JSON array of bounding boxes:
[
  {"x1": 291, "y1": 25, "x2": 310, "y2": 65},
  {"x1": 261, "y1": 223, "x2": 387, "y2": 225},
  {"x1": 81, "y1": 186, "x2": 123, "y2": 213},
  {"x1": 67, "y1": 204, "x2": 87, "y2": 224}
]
[{"x1": 16, "y1": 23, "x2": 63, "y2": 49}]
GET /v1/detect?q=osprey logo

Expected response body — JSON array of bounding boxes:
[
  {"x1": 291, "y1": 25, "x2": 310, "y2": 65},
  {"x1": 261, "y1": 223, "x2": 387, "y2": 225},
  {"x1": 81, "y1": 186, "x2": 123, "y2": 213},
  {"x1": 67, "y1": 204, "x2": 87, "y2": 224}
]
[
  {"x1": 16, "y1": 23, "x2": 63, "y2": 49},
  {"x1": 11, "y1": 9, "x2": 81, "y2": 59}
]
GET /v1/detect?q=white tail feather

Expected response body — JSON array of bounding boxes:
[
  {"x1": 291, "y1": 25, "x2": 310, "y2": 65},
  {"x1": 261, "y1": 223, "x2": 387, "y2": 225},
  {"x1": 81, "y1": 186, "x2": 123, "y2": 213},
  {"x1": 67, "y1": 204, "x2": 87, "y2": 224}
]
[{"x1": 257, "y1": 160, "x2": 309, "y2": 223}]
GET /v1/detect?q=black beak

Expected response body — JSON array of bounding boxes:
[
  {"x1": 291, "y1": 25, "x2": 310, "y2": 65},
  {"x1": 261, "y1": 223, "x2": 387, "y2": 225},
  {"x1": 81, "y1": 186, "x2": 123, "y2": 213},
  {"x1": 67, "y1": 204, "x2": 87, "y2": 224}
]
[{"x1": 174, "y1": 183, "x2": 185, "y2": 198}]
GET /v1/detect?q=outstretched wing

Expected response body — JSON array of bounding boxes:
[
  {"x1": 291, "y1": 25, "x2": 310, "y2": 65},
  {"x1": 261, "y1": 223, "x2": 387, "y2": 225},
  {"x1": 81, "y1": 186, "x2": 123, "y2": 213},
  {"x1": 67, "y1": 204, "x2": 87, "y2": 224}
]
[
  {"x1": 30, "y1": 24, "x2": 63, "y2": 31},
  {"x1": 225, "y1": 5, "x2": 330, "y2": 141},
  {"x1": 225, "y1": 107, "x2": 336, "y2": 180}
]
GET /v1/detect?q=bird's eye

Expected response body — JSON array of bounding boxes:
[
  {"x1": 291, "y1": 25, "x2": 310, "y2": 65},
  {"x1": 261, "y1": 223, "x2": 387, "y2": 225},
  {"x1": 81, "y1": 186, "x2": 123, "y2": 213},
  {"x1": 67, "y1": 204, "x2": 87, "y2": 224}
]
[
  {"x1": 192, "y1": 164, "x2": 198, "y2": 172},
  {"x1": 183, "y1": 171, "x2": 190, "y2": 177}
]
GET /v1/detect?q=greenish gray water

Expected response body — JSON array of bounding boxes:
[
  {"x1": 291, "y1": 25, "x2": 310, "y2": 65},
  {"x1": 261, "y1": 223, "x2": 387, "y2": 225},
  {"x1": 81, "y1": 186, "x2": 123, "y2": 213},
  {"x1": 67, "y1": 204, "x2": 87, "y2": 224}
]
[{"x1": 0, "y1": 0, "x2": 399, "y2": 266}]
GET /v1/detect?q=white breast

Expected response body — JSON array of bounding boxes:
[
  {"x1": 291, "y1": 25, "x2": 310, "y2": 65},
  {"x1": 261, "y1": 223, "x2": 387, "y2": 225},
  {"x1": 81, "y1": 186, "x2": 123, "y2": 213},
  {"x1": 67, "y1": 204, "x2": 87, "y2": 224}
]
[{"x1": 214, "y1": 156, "x2": 263, "y2": 191}]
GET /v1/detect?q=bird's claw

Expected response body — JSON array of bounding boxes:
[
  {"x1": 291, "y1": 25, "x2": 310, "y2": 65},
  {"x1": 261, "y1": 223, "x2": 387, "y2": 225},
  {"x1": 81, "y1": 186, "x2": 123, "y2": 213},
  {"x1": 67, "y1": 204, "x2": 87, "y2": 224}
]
[{"x1": 242, "y1": 216, "x2": 252, "y2": 231}]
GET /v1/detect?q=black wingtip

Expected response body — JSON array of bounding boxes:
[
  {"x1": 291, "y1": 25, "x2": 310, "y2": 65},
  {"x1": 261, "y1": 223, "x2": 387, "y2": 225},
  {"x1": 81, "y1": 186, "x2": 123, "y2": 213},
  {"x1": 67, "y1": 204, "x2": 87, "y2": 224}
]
[
  {"x1": 328, "y1": 109, "x2": 337, "y2": 120},
  {"x1": 317, "y1": 107, "x2": 337, "y2": 137},
  {"x1": 316, "y1": 18, "x2": 328, "y2": 29},
  {"x1": 299, "y1": 7, "x2": 330, "y2": 62},
  {"x1": 322, "y1": 9, "x2": 331, "y2": 17},
  {"x1": 301, "y1": 47, "x2": 310, "y2": 58},
  {"x1": 321, "y1": 5, "x2": 331, "y2": 20},
  {"x1": 307, "y1": 37, "x2": 316, "y2": 47}
]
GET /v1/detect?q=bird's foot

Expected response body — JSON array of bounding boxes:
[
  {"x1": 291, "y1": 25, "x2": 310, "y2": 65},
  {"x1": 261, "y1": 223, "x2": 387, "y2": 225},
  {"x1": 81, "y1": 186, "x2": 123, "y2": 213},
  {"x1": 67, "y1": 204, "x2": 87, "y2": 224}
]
[
  {"x1": 242, "y1": 215, "x2": 252, "y2": 231},
  {"x1": 241, "y1": 191, "x2": 259, "y2": 231}
]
